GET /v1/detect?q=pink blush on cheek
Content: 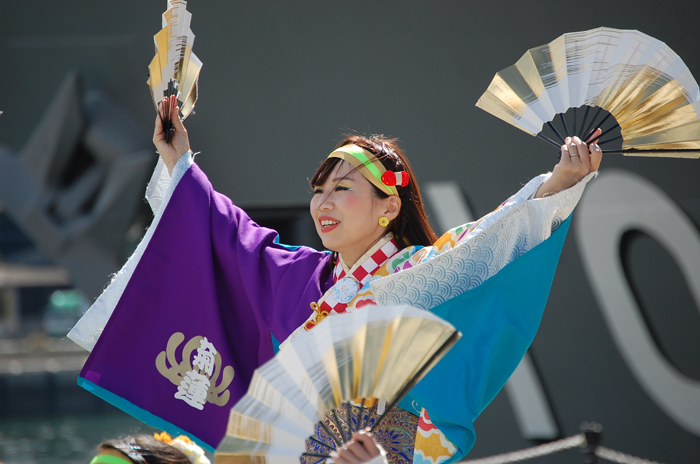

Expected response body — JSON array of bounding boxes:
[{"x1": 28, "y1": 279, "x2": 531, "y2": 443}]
[{"x1": 340, "y1": 194, "x2": 362, "y2": 208}]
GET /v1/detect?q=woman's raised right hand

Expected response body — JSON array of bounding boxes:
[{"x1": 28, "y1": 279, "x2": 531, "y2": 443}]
[{"x1": 153, "y1": 94, "x2": 191, "y2": 175}]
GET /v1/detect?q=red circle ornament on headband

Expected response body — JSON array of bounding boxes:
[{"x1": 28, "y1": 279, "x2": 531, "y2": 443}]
[{"x1": 381, "y1": 170, "x2": 409, "y2": 188}]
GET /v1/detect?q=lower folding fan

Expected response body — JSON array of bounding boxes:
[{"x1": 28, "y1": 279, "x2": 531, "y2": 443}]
[
  {"x1": 476, "y1": 27, "x2": 700, "y2": 158},
  {"x1": 215, "y1": 305, "x2": 461, "y2": 464}
]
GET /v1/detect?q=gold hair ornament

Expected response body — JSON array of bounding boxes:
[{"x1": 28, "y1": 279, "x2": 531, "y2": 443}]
[{"x1": 153, "y1": 432, "x2": 211, "y2": 464}]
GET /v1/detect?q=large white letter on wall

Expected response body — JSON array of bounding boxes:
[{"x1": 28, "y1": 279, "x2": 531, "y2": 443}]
[{"x1": 576, "y1": 169, "x2": 700, "y2": 437}]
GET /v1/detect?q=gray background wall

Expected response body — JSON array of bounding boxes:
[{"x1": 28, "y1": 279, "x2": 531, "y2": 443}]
[{"x1": 1, "y1": 1, "x2": 699, "y2": 462}]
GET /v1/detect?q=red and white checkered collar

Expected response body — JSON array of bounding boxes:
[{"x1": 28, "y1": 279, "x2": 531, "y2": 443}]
[{"x1": 333, "y1": 234, "x2": 400, "y2": 286}]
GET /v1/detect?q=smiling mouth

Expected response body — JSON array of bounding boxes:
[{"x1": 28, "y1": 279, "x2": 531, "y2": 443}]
[{"x1": 319, "y1": 219, "x2": 340, "y2": 231}]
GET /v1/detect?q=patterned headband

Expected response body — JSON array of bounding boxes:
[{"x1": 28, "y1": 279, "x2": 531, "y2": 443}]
[{"x1": 327, "y1": 144, "x2": 408, "y2": 196}]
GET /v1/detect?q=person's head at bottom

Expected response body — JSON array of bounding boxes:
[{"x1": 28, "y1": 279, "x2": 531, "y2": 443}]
[{"x1": 90, "y1": 433, "x2": 209, "y2": 464}]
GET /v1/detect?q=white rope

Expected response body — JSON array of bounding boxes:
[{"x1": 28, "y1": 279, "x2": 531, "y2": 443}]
[
  {"x1": 458, "y1": 434, "x2": 666, "y2": 464},
  {"x1": 596, "y1": 446, "x2": 665, "y2": 464},
  {"x1": 460, "y1": 434, "x2": 585, "y2": 464}
]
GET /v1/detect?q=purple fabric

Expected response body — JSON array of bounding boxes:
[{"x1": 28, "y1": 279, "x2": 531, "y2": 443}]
[{"x1": 80, "y1": 164, "x2": 332, "y2": 448}]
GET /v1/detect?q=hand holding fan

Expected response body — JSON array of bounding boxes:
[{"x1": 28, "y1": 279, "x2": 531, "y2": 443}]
[
  {"x1": 148, "y1": 0, "x2": 202, "y2": 142},
  {"x1": 215, "y1": 305, "x2": 461, "y2": 464},
  {"x1": 477, "y1": 27, "x2": 700, "y2": 158}
]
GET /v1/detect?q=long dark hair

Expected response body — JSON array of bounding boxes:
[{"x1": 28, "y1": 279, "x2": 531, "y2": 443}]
[
  {"x1": 310, "y1": 134, "x2": 437, "y2": 249},
  {"x1": 97, "y1": 435, "x2": 190, "y2": 464}
]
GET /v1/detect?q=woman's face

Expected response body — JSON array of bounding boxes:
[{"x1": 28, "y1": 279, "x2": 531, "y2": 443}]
[{"x1": 310, "y1": 160, "x2": 399, "y2": 267}]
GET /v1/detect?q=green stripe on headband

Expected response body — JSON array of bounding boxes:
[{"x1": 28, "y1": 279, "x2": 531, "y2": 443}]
[
  {"x1": 91, "y1": 454, "x2": 134, "y2": 464},
  {"x1": 338, "y1": 147, "x2": 383, "y2": 183},
  {"x1": 328, "y1": 145, "x2": 398, "y2": 195}
]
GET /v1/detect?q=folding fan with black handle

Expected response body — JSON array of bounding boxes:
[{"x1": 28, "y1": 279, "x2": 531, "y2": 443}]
[{"x1": 477, "y1": 27, "x2": 700, "y2": 159}]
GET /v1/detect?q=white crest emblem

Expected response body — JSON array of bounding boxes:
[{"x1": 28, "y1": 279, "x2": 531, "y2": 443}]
[
  {"x1": 156, "y1": 333, "x2": 234, "y2": 410},
  {"x1": 332, "y1": 277, "x2": 359, "y2": 304}
]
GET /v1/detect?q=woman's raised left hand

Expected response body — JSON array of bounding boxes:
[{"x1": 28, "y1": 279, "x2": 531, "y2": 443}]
[{"x1": 535, "y1": 128, "x2": 603, "y2": 199}]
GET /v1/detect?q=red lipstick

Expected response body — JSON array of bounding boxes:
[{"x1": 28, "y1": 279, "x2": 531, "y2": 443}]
[{"x1": 318, "y1": 216, "x2": 340, "y2": 233}]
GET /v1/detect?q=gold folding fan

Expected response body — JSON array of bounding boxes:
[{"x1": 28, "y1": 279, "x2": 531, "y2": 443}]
[
  {"x1": 148, "y1": 0, "x2": 202, "y2": 141},
  {"x1": 476, "y1": 27, "x2": 700, "y2": 158},
  {"x1": 215, "y1": 305, "x2": 461, "y2": 464}
]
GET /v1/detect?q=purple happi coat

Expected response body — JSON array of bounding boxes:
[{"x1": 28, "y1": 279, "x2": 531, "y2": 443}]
[{"x1": 74, "y1": 157, "x2": 333, "y2": 450}]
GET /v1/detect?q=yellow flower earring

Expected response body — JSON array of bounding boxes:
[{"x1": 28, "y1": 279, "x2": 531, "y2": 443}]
[{"x1": 379, "y1": 217, "x2": 390, "y2": 227}]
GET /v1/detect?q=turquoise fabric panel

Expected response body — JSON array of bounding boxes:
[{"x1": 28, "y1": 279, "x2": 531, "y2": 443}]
[
  {"x1": 409, "y1": 217, "x2": 571, "y2": 463},
  {"x1": 271, "y1": 332, "x2": 281, "y2": 354}
]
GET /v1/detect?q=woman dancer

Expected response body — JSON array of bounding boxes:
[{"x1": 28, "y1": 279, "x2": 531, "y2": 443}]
[{"x1": 70, "y1": 95, "x2": 602, "y2": 464}]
